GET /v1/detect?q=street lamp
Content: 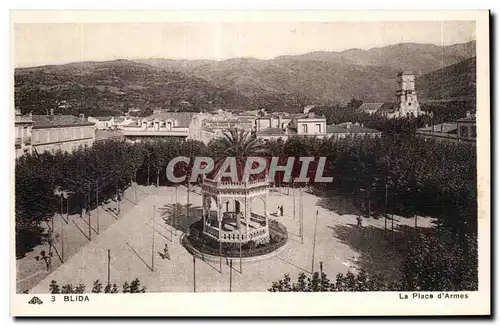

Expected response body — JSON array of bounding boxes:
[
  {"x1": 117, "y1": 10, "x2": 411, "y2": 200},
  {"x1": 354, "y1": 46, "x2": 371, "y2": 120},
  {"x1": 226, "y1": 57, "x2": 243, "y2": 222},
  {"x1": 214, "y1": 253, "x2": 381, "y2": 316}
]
[{"x1": 311, "y1": 210, "x2": 319, "y2": 274}]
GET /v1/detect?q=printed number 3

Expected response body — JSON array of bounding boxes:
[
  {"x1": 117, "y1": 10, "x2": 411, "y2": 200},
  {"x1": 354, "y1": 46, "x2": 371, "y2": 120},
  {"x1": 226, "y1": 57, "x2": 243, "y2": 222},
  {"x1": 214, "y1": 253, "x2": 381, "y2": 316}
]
[{"x1": 51, "y1": 296, "x2": 55, "y2": 302}]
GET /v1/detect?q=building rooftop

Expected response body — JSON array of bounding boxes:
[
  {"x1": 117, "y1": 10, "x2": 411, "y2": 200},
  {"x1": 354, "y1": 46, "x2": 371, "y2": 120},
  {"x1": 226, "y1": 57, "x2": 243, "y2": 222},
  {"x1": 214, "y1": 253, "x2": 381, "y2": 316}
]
[
  {"x1": 326, "y1": 123, "x2": 381, "y2": 134},
  {"x1": 417, "y1": 123, "x2": 458, "y2": 134},
  {"x1": 145, "y1": 112, "x2": 197, "y2": 127},
  {"x1": 376, "y1": 103, "x2": 397, "y2": 115},
  {"x1": 32, "y1": 115, "x2": 94, "y2": 129},
  {"x1": 358, "y1": 103, "x2": 384, "y2": 113},
  {"x1": 256, "y1": 127, "x2": 298, "y2": 137},
  {"x1": 456, "y1": 114, "x2": 476, "y2": 123},
  {"x1": 94, "y1": 116, "x2": 113, "y2": 121},
  {"x1": 397, "y1": 70, "x2": 414, "y2": 76}
]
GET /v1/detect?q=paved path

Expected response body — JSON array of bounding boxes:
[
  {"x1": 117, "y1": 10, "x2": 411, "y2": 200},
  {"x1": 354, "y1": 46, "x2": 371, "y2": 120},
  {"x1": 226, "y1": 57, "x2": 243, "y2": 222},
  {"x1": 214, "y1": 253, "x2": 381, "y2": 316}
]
[
  {"x1": 16, "y1": 184, "x2": 150, "y2": 293},
  {"x1": 29, "y1": 186, "x2": 434, "y2": 293}
]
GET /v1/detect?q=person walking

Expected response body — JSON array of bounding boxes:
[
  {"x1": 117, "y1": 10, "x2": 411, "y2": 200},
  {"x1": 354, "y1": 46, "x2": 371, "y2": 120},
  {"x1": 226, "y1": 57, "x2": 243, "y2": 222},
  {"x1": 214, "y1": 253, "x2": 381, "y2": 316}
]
[
  {"x1": 280, "y1": 205, "x2": 284, "y2": 216},
  {"x1": 356, "y1": 215, "x2": 363, "y2": 228},
  {"x1": 163, "y1": 244, "x2": 170, "y2": 260}
]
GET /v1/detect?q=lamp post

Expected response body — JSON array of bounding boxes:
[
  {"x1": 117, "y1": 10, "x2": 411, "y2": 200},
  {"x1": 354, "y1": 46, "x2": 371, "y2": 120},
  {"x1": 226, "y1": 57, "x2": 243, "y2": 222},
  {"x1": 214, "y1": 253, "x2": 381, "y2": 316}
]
[
  {"x1": 152, "y1": 205, "x2": 156, "y2": 272},
  {"x1": 193, "y1": 255, "x2": 196, "y2": 292},
  {"x1": 229, "y1": 259, "x2": 233, "y2": 292},
  {"x1": 96, "y1": 180, "x2": 100, "y2": 234},
  {"x1": 61, "y1": 210, "x2": 64, "y2": 262},
  {"x1": 311, "y1": 210, "x2": 319, "y2": 274},
  {"x1": 384, "y1": 184, "x2": 388, "y2": 239},
  {"x1": 107, "y1": 249, "x2": 111, "y2": 288},
  {"x1": 299, "y1": 187, "x2": 304, "y2": 244}
]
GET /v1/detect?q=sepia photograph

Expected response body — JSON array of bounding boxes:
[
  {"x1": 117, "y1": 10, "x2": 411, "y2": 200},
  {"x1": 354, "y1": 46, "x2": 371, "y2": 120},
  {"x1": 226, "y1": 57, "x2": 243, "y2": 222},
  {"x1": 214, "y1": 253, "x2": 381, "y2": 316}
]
[{"x1": 10, "y1": 10, "x2": 490, "y2": 316}]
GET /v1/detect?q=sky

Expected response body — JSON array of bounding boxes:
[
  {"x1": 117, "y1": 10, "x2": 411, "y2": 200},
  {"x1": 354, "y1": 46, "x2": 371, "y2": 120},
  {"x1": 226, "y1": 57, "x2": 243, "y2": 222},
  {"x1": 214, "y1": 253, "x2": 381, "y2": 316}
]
[{"x1": 14, "y1": 21, "x2": 476, "y2": 67}]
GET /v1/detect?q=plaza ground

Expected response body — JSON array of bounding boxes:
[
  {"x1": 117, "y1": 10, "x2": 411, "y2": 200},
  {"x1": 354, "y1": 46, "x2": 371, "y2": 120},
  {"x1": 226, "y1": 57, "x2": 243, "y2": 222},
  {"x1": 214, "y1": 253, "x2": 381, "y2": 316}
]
[{"x1": 24, "y1": 185, "x2": 434, "y2": 293}]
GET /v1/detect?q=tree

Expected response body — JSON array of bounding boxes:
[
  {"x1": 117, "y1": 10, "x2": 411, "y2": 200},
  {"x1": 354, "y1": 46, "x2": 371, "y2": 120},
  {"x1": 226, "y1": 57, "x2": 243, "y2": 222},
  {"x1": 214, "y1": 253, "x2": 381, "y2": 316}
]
[
  {"x1": 49, "y1": 279, "x2": 146, "y2": 294},
  {"x1": 269, "y1": 271, "x2": 397, "y2": 292},
  {"x1": 347, "y1": 97, "x2": 363, "y2": 110},
  {"x1": 401, "y1": 233, "x2": 478, "y2": 291}
]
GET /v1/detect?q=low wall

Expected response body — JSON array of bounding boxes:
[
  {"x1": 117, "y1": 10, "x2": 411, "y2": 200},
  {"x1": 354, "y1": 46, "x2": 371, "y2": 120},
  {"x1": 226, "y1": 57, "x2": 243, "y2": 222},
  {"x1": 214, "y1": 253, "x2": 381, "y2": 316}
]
[{"x1": 181, "y1": 233, "x2": 288, "y2": 264}]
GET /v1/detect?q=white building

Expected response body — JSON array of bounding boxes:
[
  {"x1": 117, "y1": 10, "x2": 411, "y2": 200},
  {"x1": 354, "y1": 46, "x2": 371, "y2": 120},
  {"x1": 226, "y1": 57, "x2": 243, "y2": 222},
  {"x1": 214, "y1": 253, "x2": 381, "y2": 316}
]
[
  {"x1": 31, "y1": 113, "x2": 96, "y2": 155},
  {"x1": 88, "y1": 116, "x2": 115, "y2": 130},
  {"x1": 256, "y1": 112, "x2": 327, "y2": 141},
  {"x1": 122, "y1": 112, "x2": 196, "y2": 143},
  {"x1": 14, "y1": 110, "x2": 33, "y2": 158}
]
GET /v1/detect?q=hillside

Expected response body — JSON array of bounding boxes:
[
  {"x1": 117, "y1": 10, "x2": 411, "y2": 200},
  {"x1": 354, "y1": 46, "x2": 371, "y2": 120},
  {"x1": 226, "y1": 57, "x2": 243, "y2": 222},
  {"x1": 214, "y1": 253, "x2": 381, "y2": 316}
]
[
  {"x1": 14, "y1": 60, "x2": 253, "y2": 115},
  {"x1": 137, "y1": 41, "x2": 475, "y2": 104},
  {"x1": 416, "y1": 57, "x2": 476, "y2": 102},
  {"x1": 276, "y1": 41, "x2": 475, "y2": 74},
  {"x1": 15, "y1": 41, "x2": 476, "y2": 115}
]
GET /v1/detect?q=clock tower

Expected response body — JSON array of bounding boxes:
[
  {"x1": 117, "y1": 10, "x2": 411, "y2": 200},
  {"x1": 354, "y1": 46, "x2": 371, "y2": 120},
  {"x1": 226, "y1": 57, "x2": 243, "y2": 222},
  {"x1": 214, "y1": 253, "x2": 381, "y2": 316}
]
[{"x1": 395, "y1": 71, "x2": 421, "y2": 117}]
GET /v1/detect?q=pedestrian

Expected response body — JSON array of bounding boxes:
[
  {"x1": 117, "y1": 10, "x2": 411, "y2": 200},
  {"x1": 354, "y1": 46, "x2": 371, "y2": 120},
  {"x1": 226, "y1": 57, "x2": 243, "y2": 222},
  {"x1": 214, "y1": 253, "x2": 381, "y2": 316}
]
[
  {"x1": 356, "y1": 215, "x2": 362, "y2": 228},
  {"x1": 280, "y1": 205, "x2": 284, "y2": 216},
  {"x1": 276, "y1": 206, "x2": 280, "y2": 216},
  {"x1": 163, "y1": 244, "x2": 170, "y2": 260}
]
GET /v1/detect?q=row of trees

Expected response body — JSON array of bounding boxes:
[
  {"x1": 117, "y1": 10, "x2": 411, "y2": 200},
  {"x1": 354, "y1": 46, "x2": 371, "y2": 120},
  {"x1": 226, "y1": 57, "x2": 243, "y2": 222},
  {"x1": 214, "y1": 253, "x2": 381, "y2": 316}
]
[
  {"x1": 266, "y1": 134, "x2": 477, "y2": 239},
  {"x1": 270, "y1": 231, "x2": 477, "y2": 292},
  {"x1": 48, "y1": 278, "x2": 146, "y2": 294},
  {"x1": 15, "y1": 138, "x2": 207, "y2": 258},
  {"x1": 16, "y1": 131, "x2": 476, "y2": 255}
]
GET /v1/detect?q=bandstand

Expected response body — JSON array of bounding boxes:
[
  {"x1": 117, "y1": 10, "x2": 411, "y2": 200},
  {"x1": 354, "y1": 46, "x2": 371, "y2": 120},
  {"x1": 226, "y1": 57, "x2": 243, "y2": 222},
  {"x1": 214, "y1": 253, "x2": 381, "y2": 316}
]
[{"x1": 200, "y1": 176, "x2": 270, "y2": 245}]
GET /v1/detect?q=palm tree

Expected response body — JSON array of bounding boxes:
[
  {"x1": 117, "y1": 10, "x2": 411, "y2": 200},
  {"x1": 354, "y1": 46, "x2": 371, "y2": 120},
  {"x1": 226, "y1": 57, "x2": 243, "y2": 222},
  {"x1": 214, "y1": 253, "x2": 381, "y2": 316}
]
[{"x1": 210, "y1": 129, "x2": 266, "y2": 161}]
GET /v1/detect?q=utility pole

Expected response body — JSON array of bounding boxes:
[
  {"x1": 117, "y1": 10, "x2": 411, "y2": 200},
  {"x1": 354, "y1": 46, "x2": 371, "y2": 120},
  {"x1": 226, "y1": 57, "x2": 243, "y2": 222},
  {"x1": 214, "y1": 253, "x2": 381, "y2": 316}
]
[
  {"x1": 229, "y1": 259, "x2": 233, "y2": 292},
  {"x1": 96, "y1": 180, "x2": 99, "y2": 234},
  {"x1": 60, "y1": 195, "x2": 63, "y2": 221},
  {"x1": 391, "y1": 211, "x2": 395, "y2": 245},
  {"x1": 193, "y1": 255, "x2": 196, "y2": 292},
  {"x1": 239, "y1": 239, "x2": 242, "y2": 273},
  {"x1": 219, "y1": 241, "x2": 222, "y2": 272},
  {"x1": 66, "y1": 196, "x2": 69, "y2": 224},
  {"x1": 134, "y1": 170, "x2": 138, "y2": 204},
  {"x1": 311, "y1": 210, "x2": 319, "y2": 274},
  {"x1": 61, "y1": 214, "x2": 64, "y2": 262},
  {"x1": 116, "y1": 179, "x2": 121, "y2": 216},
  {"x1": 147, "y1": 165, "x2": 150, "y2": 194},
  {"x1": 152, "y1": 206, "x2": 155, "y2": 271},
  {"x1": 368, "y1": 181, "x2": 371, "y2": 219},
  {"x1": 88, "y1": 187, "x2": 91, "y2": 241},
  {"x1": 293, "y1": 182, "x2": 296, "y2": 220},
  {"x1": 175, "y1": 185, "x2": 178, "y2": 235},
  {"x1": 414, "y1": 186, "x2": 418, "y2": 229},
  {"x1": 300, "y1": 187, "x2": 304, "y2": 244},
  {"x1": 384, "y1": 184, "x2": 388, "y2": 239},
  {"x1": 107, "y1": 249, "x2": 111, "y2": 287}
]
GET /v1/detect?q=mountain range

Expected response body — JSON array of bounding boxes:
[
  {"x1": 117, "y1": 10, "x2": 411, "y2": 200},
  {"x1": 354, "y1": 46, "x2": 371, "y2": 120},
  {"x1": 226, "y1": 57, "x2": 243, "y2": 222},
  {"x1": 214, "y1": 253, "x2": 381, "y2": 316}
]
[{"x1": 15, "y1": 41, "x2": 476, "y2": 115}]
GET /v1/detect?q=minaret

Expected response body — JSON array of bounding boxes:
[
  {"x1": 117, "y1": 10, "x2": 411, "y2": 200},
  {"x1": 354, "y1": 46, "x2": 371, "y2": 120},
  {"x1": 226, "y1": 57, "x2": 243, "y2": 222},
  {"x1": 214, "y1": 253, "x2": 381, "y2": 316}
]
[{"x1": 395, "y1": 71, "x2": 420, "y2": 117}]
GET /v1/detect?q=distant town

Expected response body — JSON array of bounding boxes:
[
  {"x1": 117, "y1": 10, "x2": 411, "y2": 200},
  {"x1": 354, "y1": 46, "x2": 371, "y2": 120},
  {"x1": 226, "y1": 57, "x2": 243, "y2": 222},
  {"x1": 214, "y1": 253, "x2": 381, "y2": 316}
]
[{"x1": 15, "y1": 69, "x2": 475, "y2": 159}]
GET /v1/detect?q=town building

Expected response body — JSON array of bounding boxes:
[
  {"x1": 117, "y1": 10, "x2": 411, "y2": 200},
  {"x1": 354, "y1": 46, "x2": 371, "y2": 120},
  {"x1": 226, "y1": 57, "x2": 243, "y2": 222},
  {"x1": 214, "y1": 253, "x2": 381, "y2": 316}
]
[
  {"x1": 256, "y1": 111, "x2": 327, "y2": 141},
  {"x1": 358, "y1": 70, "x2": 425, "y2": 118},
  {"x1": 88, "y1": 116, "x2": 115, "y2": 130},
  {"x1": 31, "y1": 112, "x2": 96, "y2": 155},
  {"x1": 88, "y1": 116, "x2": 135, "y2": 130},
  {"x1": 415, "y1": 112, "x2": 476, "y2": 144},
  {"x1": 122, "y1": 112, "x2": 196, "y2": 143},
  {"x1": 187, "y1": 111, "x2": 258, "y2": 144},
  {"x1": 326, "y1": 122, "x2": 382, "y2": 139},
  {"x1": 14, "y1": 110, "x2": 33, "y2": 158}
]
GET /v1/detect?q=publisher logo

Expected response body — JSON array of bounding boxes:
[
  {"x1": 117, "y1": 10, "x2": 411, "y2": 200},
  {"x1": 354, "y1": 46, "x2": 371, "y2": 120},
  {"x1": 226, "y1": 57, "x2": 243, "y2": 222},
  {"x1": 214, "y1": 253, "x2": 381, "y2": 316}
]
[{"x1": 28, "y1": 296, "x2": 43, "y2": 305}]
